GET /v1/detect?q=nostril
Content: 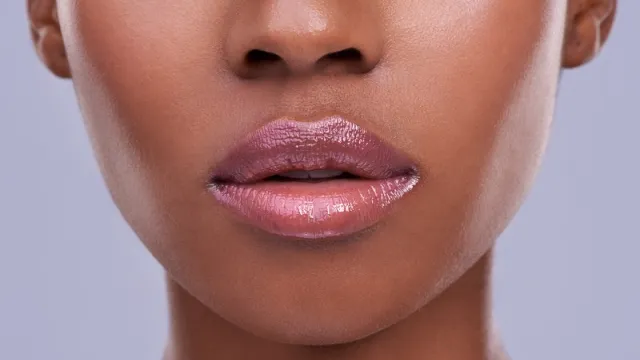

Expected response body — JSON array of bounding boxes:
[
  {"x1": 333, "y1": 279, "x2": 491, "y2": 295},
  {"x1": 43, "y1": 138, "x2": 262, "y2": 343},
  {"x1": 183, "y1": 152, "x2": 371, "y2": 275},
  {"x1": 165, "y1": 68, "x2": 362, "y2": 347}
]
[
  {"x1": 245, "y1": 49, "x2": 282, "y2": 66},
  {"x1": 239, "y1": 47, "x2": 372, "y2": 78},
  {"x1": 317, "y1": 47, "x2": 373, "y2": 74},
  {"x1": 322, "y1": 47, "x2": 363, "y2": 62}
]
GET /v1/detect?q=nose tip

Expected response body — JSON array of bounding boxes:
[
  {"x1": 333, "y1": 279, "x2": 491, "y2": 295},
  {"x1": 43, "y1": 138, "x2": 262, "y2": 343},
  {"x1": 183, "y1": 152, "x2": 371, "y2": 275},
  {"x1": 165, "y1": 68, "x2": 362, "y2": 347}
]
[{"x1": 225, "y1": 1, "x2": 384, "y2": 78}]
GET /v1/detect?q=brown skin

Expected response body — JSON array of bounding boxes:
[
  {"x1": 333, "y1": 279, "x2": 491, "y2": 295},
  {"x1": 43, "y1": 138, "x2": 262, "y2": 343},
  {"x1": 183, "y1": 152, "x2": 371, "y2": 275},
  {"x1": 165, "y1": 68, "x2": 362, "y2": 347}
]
[{"x1": 28, "y1": 1, "x2": 616, "y2": 359}]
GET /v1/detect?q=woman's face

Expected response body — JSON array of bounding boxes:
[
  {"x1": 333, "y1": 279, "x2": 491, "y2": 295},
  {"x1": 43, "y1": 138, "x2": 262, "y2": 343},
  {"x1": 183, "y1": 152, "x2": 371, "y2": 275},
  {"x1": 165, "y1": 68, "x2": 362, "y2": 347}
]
[{"x1": 37, "y1": 0, "x2": 613, "y2": 346}]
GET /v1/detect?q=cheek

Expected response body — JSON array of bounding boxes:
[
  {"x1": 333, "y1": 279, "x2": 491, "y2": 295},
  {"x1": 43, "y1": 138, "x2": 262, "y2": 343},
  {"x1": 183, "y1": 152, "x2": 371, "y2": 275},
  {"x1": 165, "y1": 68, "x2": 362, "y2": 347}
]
[
  {"x1": 379, "y1": 0, "x2": 566, "y2": 239},
  {"x1": 58, "y1": 1, "x2": 238, "y2": 216},
  {"x1": 381, "y1": 0, "x2": 564, "y2": 154}
]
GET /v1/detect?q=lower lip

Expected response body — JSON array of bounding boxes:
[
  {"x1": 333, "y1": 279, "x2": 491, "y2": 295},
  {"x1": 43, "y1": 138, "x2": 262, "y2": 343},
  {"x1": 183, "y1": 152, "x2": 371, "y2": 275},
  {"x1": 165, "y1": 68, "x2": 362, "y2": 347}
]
[{"x1": 208, "y1": 176, "x2": 419, "y2": 239}]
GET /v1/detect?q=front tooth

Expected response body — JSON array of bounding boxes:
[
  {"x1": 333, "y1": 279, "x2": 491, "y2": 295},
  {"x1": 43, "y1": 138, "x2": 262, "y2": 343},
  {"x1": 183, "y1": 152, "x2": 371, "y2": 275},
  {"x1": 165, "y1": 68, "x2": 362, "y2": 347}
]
[{"x1": 279, "y1": 170, "x2": 344, "y2": 179}]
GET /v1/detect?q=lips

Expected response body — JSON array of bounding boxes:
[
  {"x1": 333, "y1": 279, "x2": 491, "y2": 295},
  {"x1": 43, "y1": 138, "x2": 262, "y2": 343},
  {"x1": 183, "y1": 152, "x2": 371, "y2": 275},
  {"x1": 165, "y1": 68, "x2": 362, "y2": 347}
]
[{"x1": 208, "y1": 116, "x2": 420, "y2": 240}]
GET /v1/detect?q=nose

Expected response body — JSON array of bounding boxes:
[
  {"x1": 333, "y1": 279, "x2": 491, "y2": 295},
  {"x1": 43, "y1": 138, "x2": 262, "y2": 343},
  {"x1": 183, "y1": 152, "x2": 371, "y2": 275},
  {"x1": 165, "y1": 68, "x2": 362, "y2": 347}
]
[{"x1": 224, "y1": 1, "x2": 384, "y2": 78}]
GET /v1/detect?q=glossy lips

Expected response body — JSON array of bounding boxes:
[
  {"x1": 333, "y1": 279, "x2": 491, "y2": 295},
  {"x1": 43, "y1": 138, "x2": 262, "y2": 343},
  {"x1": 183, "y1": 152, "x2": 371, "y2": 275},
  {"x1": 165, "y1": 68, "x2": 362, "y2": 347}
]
[{"x1": 208, "y1": 117, "x2": 420, "y2": 240}]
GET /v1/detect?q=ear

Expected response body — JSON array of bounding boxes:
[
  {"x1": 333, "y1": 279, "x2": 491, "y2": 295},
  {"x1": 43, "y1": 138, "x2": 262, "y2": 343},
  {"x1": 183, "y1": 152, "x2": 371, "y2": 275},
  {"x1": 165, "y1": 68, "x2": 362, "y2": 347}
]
[
  {"x1": 28, "y1": 0, "x2": 71, "y2": 78},
  {"x1": 563, "y1": 0, "x2": 616, "y2": 68}
]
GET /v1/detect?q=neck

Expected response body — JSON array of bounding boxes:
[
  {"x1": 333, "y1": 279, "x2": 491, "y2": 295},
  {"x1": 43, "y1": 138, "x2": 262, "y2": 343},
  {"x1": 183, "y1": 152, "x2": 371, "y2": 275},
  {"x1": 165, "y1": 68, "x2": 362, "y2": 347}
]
[{"x1": 163, "y1": 251, "x2": 507, "y2": 360}]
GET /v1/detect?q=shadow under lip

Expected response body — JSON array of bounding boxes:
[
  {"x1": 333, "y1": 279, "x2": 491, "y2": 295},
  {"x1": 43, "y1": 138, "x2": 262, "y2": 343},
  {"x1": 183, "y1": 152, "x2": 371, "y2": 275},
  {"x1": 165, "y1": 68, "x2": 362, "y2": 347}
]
[{"x1": 243, "y1": 222, "x2": 381, "y2": 252}]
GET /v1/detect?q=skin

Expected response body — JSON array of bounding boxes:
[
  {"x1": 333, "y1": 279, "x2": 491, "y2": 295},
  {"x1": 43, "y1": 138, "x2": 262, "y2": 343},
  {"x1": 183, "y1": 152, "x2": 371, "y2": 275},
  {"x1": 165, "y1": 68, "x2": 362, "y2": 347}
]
[{"x1": 28, "y1": 0, "x2": 616, "y2": 359}]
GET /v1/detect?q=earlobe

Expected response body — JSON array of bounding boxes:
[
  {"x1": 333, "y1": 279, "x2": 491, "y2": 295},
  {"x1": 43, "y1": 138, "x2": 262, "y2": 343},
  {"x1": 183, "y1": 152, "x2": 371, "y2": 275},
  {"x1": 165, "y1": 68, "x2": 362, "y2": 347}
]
[
  {"x1": 562, "y1": 0, "x2": 616, "y2": 69},
  {"x1": 28, "y1": 0, "x2": 71, "y2": 78}
]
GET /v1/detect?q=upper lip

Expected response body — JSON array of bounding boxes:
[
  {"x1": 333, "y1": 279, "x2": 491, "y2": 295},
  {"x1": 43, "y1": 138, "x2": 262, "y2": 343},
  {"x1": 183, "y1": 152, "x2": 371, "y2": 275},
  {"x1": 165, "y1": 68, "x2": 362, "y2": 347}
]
[{"x1": 210, "y1": 116, "x2": 418, "y2": 184}]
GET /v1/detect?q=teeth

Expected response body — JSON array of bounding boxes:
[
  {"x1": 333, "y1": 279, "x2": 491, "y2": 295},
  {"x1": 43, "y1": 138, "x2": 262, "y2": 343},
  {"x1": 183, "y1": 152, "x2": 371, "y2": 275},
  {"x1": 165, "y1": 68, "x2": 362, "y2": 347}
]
[{"x1": 278, "y1": 170, "x2": 345, "y2": 180}]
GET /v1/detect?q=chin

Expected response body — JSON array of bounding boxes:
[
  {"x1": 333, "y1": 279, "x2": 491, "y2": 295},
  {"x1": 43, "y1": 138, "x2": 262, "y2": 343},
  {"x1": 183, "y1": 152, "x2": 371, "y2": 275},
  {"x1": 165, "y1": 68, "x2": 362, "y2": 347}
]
[
  {"x1": 198, "y1": 275, "x2": 440, "y2": 347},
  {"x1": 232, "y1": 305, "x2": 404, "y2": 346}
]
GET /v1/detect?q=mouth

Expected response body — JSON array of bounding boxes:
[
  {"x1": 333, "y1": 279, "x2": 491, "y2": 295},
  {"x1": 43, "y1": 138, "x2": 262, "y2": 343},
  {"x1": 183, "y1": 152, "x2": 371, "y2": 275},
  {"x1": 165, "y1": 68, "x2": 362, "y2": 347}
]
[{"x1": 208, "y1": 116, "x2": 420, "y2": 240}]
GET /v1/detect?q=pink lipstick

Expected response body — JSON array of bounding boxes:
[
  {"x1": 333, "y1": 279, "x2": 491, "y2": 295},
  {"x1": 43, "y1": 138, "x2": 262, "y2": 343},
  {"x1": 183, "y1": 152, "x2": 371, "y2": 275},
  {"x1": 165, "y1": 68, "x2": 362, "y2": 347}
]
[{"x1": 208, "y1": 117, "x2": 420, "y2": 240}]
